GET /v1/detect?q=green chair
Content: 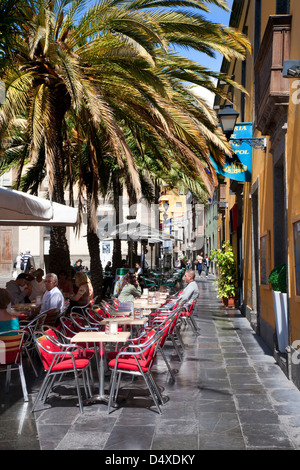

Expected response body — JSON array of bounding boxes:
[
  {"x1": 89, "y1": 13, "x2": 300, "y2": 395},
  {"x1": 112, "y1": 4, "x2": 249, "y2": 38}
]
[
  {"x1": 162, "y1": 277, "x2": 177, "y2": 289},
  {"x1": 143, "y1": 277, "x2": 158, "y2": 290}
]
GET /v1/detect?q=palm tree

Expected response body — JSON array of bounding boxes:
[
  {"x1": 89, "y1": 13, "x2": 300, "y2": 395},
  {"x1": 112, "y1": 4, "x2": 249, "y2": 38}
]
[{"x1": 0, "y1": 0, "x2": 250, "y2": 278}]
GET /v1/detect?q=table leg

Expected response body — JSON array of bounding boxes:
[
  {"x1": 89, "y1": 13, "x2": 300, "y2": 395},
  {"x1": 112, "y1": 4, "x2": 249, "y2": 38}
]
[{"x1": 83, "y1": 342, "x2": 117, "y2": 407}]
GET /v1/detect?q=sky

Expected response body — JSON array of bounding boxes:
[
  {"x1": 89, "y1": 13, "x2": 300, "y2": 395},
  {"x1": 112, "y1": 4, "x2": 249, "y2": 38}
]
[
  {"x1": 177, "y1": 0, "x2": 234, "y2": 71},
  {"x1": 177, "y1": 0, "x2": 234, "y2": 105}
]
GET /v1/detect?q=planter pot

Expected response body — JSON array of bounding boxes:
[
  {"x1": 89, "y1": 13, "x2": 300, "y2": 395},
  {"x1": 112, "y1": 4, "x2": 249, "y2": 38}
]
[
  {"x1": 222, "y1": 297, "x2": 236, "y2": 309},
  {"x1": 272, "y1": 290, "x2": 288, "y2": 353}
]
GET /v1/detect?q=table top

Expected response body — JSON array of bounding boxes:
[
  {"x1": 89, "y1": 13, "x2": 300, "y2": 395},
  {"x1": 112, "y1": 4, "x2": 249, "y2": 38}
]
[
  {"x1": 70, "y1": 331, "x2": 131, "y2": 343},
  {"x1": 133, "y1": 302, "x2": 161, "y2": 310},
  {"x1": 13, "y1": 303, "x2": 37, "y2": 310},
  {"x1": 113, "y1": 310, "x2": 132, "y2": 316},
  {"x1": 100, "y1": 317, "x2": 146, "y2": 325}
]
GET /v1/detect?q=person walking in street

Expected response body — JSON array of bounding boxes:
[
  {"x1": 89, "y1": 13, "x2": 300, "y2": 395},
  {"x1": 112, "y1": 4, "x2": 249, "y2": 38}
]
[
  {"x1": 21, "y1": 250, "x2": 35, "y2": 273},
  {"x1": 204, "y1": 254, "x2": 210, "y2": 277},
  {"x1": 16, "y1": 252, "x2": 23, "y2": 272},
  {"x1": 194, "y1": 252, "x2": 203, "y2": 277}
]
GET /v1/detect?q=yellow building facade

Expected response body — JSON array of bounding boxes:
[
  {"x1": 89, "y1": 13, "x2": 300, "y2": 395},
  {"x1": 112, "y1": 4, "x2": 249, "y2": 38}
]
[{"x1": 215, "y1": 0, "x2": 300, "y2": 385}]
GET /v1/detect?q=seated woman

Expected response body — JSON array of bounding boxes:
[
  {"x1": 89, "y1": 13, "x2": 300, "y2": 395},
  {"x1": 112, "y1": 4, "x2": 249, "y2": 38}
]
[
  {"x1": 0, "y1": 288, "x2": 20, "y2": 335},
  {"x1": 30, "y1": 268, "x2": 46, "y2": 301},
  {"x1": 118, "y1": 272, "x2": 142, "y2": 303},
  {"x1": 69, "y1": 272, "x2": 93, "y2": 309},
  {"x1": 58, "y1": 269, "x2": 74, "y2": 298}
]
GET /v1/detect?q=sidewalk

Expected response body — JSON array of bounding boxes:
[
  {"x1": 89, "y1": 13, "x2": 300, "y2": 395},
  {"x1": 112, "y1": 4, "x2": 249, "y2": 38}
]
[{"x1": 1, "y1": 275, "x2": 300, "y2": 450}]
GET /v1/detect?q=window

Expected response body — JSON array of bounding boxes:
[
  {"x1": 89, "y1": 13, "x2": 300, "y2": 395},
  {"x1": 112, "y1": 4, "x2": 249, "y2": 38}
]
[{"x1": 276, "y1": 0, "x2": 290, "y2": 14}]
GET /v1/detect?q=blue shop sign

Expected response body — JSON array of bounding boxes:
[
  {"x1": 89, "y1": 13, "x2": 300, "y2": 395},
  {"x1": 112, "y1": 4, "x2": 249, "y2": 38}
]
[{"x1": 210, "y1": 123, "x2": 253, "y2": 182}]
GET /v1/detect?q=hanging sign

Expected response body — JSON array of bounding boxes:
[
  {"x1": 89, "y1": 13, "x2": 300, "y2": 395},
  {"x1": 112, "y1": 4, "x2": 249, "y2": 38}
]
[{"x1": 210, "y1": 123, "x2": 253, "y2": 182}]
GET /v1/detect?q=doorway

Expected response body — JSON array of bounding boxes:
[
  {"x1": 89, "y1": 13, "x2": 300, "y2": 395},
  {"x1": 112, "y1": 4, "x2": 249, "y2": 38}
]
[{"x1": 251, "y1": 184, "x2": 261, "y2": 331}]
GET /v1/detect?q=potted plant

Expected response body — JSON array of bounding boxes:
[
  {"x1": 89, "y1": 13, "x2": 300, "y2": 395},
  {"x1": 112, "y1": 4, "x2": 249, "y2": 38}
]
[
  {"x1": 210, "y1": 242, "x2": 237, "y2": 308},
  {"x1": 268, "y1": 264, "x2": 288, "y2": 353}
]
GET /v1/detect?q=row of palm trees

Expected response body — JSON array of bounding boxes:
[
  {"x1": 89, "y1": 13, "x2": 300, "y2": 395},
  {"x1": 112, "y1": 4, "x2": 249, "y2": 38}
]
[{"x1": 0, "y1": 0, "x2": 250, "y2": 299}]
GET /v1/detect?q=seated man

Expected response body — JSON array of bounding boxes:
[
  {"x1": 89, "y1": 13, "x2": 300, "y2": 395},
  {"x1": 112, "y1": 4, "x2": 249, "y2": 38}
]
[
  {"x1": 164, "y1": 270, "x2": 199, "y2": 310},
  {"x1": 177, "y1": 270, "x2": 199, "y2": 308},
  {"x1": 40, "y1": 273, "x2": 65, "y2": 314},
  {"x1": 6, "y1": 273, "x2": 33, "y2": 305}
]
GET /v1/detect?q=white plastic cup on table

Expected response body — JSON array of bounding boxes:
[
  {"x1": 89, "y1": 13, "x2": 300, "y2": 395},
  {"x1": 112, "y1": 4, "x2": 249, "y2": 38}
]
[
  {"x1": 109, "y1": 322, "x2": 118, "y2": 335},
  {"x1": 134, "y1": 310, "x2": 141, "y2": 319}
]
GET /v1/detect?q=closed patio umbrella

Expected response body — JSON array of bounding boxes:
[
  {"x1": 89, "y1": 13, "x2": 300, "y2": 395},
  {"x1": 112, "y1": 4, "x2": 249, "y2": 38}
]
[{"x1": 0, "y1": 186, "x2": 79, "y2": 226}]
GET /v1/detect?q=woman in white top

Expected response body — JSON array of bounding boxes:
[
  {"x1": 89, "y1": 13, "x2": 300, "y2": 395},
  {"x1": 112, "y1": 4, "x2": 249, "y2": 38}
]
[{"x1": 30, "y1": 268, "x2": 46, "y2": 301}]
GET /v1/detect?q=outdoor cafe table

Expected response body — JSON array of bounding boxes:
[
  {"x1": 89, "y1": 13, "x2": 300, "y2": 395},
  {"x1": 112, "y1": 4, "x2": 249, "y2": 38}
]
[
  {"x1": 133, "y1": 296, "x2": 169, "y2": 311},
  {"x1": 99, "y1": 316, "x2": 148, "y2": 335},
  {"x1": 70, "y1": 330, "x2": 130, "y2": 406},
  {"x1": 11, "y1": 303, "x2": 38, "y2": 320}
]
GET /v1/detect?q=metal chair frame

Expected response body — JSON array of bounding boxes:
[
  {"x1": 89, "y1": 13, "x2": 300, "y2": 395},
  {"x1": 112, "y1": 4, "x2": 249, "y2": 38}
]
[
  {"x1": 180, "y1": 301, "x2": 200, "y2": 335},
  {"x1": 42, "y1": 324, "x2": 96, "y2": 391},
  {"x1": 0, "y1": 329, "x2": 31, "y2": 401},
  {"x1": 32, "y1": 330, "x2": 92, "y2": 413},
  {"x1": 108, "y1": 320, "x2": 171, "y2": 414}
]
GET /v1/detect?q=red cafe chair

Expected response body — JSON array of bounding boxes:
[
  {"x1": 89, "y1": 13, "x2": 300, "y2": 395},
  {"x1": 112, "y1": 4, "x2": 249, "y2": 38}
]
[
  {"x1": 180, "y1": 301, "x2": 200, "y2": 335},
  {"x1": 107, "y1": 321, "x2": 170, "y2": 414},
  {"x1": 32, "y1": 330, "x2": 93, "y2": 413},
  {"x1": 0, "y1": 329, "x2": 30, "y2": 401}
]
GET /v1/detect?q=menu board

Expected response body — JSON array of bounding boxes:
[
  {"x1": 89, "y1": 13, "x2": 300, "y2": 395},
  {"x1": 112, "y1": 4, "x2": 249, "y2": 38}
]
[
  {"x1": 113, "y1": 268, "x2": 129, "y2": 297},
  {"x1": 293, "y1": 218, "x2": 300, "y2": 297}
]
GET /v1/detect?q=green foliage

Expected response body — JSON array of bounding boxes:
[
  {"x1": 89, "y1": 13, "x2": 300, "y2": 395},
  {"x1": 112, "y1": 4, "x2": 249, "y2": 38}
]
[
  {"x1": 210, "y1": 241, "x2": 237, "y2": 299},
  {"x1": 268, "y1": 264, "x2": 287, "y2": 293}
]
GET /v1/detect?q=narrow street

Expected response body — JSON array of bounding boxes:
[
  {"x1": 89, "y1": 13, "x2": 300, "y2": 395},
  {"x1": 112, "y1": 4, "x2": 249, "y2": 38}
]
[{"x1": 1, "y1": 275, "x2": 300, "y2": 450}]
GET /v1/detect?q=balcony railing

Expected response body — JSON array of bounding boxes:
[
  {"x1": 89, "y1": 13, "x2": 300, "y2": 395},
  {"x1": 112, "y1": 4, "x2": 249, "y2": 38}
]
[{"x1": 255, "y1": 15, "x2": 292, "y2": 135}]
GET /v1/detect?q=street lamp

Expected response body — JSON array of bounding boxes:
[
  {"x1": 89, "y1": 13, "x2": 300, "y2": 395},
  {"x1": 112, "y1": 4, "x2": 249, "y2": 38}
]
[
  {"x1": 218, "y1": 104, "x2": 266, "y2": 150},
  {"x1": 217, "y1": 104, "x2": 239, "y2": 141}
]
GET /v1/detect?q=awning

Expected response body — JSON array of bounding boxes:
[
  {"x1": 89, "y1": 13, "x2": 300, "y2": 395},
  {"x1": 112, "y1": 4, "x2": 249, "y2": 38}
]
[{"x1": 0, "y1": 186, "x2": 79, "y2": 226}]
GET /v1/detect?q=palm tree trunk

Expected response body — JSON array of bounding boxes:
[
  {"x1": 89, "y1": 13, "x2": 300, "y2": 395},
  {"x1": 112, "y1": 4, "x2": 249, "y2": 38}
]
[
  {"x1": 87, "y1": 230, "x2": 102, "y2": 301},
  {"x1": 86, "y1": 191, "x2": 103, "y2": 301},
  {"x1": 48, "y1": 94, "x2": 71, "y2": 275},
  {"x1": 112, "y1": 179, "x2": 122, "y2": 273}
]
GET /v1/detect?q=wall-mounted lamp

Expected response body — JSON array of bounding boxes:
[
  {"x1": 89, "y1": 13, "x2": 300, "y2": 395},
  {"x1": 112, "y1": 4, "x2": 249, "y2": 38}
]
[
  {"x1": 217, "y1": 104, "x2": 239, "y2": 141},
  {"x1": 218, "y1": 104, "x2": 266, "y2": 150},
  {"x1": 283, "y1": 61, "x2": 300, "y2": 78}
]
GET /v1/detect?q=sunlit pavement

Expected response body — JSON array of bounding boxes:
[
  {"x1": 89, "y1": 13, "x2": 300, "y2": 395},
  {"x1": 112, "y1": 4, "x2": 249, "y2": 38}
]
[{"x1": 2, "y1": 275, "x2": 300, "y2": 450}]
